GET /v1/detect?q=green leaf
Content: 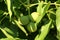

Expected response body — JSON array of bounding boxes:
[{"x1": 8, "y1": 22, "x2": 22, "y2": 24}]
[
  {"x1": 14, "y1": 20, "x2": 28, "y2": 36},
  {"x1": 0, "y1": 38, "x2": 20, "y2": 40},
  {"x1": 37, "y1": 1, "x2": 43, "y2": 15},
  {"x1": 56, "y1": 7, "x2": 60, "y2": 40},
  {"x1": 0, "y1": 38, "x2": 28, "y2": 40},
  {"x1": 0, "y1": 18, "x2": 19, "y2": 37},
  {"x1": 57, "y1": 0, "x2": 60, "y2": 4},
  {"x1": 45, "y1": 0, "x2": 48, "y2": 2},
  {"x1": 4, "y1": 0, "x2": 12, "y2": 21},
  {"x1": 4, "y1": 27, "x2": 14, "y2": 35},
  {"x1": 0, "y1": 38, "x2": 9, "y2": 40},
  {"x1": 34, "y1": 34, "x2": 40, "y2": 40},
  {"x1": 0, "y1": 38, "x2": 11, "y2": 40},
  {"x1": 35, "y1": 20, "x2": 52, "y2": 40},
  {"x1": 56, "y1": 7, "x2": 60, "y2": 32},
  {"x1": 36, "y1": 1, "x2": 50, "y2": 24},
  {"x1": 0, "y1": 28, "x2": 15, "y2": 40}
]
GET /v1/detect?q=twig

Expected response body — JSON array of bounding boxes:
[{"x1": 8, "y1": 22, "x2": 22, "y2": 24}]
[{"x1": 29, "y1": 2, "x2": 60, "y2": 7}]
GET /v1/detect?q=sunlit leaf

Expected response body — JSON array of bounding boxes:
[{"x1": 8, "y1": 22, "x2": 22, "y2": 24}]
[
  {"x1": 4, "y1": 27, "x2": 14, "y2": 35},
  {"x1": 14, "y1": 20, "x2": 28, "y2": 36},
  {"x1": 36, "y1": 1, "x2": 50, "y2": 24},
  {"x1": 56, "y1": 7, "x2": 60, "y2": 40},
  {"x1": 35, "y1": 20, "x2": 52, "y2": 40},
  {"x1": 0, "y1": 28, "x2": 15, "y2": 40},
  {"x1": 37, "y1": 1, "x2": 43, "y2": 15},
  {"x1": 4, "y1": 0, "x2": 12, "y2": 21}
]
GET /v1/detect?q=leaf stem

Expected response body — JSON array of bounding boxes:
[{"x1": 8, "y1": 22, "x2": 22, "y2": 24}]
[
  {"x1": 27, "y1": 0, "x2": 30, "y2": 15},
  {"x1": 29, "y1": 2, "x2": 60, "y2": 7}
]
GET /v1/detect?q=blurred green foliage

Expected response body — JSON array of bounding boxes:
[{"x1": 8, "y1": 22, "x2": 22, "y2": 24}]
[{"x1": 0, "y1": 0, "x2": 60, "y2": 40}]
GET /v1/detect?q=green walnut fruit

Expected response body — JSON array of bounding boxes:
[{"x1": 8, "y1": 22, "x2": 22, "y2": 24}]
[
  {"x1": 20, "y1": 15, "x2": 29, "y2": 25},
  {"x1": 27, "y1": 22, "x2": 37, "y2": 32},
  {"x1": 30, "y1": 12, "x2": 40, "y2": 22}
]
